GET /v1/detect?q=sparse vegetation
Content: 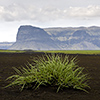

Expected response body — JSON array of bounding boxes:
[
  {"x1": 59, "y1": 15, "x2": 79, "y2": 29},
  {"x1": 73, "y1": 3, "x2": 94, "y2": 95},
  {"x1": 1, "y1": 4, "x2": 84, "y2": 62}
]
[
  {"x1": 1, "y1": 49, "x2": 100, "y2": 54},
  {"x1": 37, "y1": 50, "x2": 100, "y2": 55},
  {"x1": 5, "y1": 54, "x2": 90, "y2": 92},
  {"x1": 0, "y1": 50, "x2": 25, "y2": 53}
]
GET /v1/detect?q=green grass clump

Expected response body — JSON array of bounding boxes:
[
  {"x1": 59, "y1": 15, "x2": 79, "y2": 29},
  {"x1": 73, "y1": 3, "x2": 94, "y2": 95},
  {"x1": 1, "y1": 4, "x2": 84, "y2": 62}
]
[{"x1": 5, "y1": 54, "x2": 90, "y2": 92}]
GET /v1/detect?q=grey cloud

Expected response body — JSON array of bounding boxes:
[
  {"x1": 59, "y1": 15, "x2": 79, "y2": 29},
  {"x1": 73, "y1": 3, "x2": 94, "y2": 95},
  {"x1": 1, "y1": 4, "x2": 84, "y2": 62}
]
[
  {"x1": 1, "y1": 0, "x2": 100, "y2": 8},
  {"x1": 0, "y1": 4, "x2": 100, "y2": 22},
  {"x1": 67, "y1": 5, "x2": 100, "y2": 18}
]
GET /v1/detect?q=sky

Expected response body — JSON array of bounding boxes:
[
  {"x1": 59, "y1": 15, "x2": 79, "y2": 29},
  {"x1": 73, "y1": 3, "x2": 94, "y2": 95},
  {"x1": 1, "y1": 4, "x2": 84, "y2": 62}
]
[{"x1": 0, "y1": 0, "x2": 100, "y2": 42}]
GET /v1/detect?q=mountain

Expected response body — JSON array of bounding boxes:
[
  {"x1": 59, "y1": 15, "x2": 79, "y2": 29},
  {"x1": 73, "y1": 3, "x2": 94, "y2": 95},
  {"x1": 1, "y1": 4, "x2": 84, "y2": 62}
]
[
  {"x1": 44, "y1": 26, "x2": 100, "y2": 50},
  {"x1": 9, "y1": 25, "x2": 100, "y2": 50},
  {"x1": 0, "y1": 42, "x2": 14, "y2": 50},
  {"x1": 10, "y1": 25, "x2": 60, "y2": 50}
]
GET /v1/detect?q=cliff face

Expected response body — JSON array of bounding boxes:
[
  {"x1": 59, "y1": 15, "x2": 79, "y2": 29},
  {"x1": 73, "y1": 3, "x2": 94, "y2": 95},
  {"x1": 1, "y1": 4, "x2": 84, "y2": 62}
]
[
  {"x1": 16, "y1": 26, "x2": 51, "y2": 42},
  {"x1": 10, "y1": 25, "x2": 60, "y2": 50},
  {"x1": 44, "y1": 26, "x2": 100, "y2": 50},
  {"x1": 9, "y1": 25, "x2": 100, "y2": 50}
]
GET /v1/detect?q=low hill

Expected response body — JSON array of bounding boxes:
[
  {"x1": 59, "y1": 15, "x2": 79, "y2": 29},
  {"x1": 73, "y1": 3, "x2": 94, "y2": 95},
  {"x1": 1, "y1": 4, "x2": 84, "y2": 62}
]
[{"x1": 0, "y1": 42, "x2": 14, "y2": 50}]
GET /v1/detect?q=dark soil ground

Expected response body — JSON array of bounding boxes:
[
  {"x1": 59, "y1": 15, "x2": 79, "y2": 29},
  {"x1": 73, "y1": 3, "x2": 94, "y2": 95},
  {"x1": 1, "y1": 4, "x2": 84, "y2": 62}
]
[{"x1": 0, "y1": 52, "x2": 100, "y2": 100}]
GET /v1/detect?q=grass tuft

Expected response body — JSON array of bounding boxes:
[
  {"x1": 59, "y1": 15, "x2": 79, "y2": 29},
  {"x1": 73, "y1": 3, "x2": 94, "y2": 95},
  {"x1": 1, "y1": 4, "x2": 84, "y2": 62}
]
[{"x1": 5, "y1": 54, "x2": 90, "y2": 92}]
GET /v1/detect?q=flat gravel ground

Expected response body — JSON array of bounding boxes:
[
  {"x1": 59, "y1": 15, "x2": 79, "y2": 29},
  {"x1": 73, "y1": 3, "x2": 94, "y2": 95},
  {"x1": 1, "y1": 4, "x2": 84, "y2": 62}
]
[{"x1": 0, "y1": 52, "x2": 100, "y2": 100}]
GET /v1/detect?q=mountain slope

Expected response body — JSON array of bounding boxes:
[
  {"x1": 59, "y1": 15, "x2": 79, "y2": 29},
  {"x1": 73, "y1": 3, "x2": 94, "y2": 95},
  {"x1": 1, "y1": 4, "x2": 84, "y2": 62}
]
[
  {"x1": 44, "y1": 26, "x2": 100, "y2": 50},
  {"x1": 10, "y1": 25, "x2": 60, "y2": 50},
  {"x1": 9, "y1": 25, "x2": 100, "y2": 50}
]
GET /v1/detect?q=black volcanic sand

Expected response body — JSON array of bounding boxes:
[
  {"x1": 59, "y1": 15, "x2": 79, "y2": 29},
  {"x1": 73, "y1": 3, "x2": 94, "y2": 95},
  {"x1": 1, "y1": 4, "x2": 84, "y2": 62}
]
[{"x1": 0, "y1": 52, "x2": 100, "y2": 100}]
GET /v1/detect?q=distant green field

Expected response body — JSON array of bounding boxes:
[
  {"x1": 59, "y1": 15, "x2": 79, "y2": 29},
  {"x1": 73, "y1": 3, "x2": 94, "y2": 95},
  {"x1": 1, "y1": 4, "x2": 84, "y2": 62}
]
[
  {"x1": 0, "y1": 50, "x2": 100, "y2": 54},
  {"x1": 37, "y1": 50, "x2": 100, "y2": 54},
  {"x1": 0, "y1": 50, "x2": 25, "y2": 53}
]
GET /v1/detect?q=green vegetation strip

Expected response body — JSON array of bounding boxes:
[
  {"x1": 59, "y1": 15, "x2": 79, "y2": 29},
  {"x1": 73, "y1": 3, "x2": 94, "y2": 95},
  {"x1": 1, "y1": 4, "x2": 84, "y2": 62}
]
[
  {"x1": 37, "y1": 50, "x2": 100, "y2": 55},
  {"x1": 0, "y1": 50, "x2": 25, "y2": 53},
  {"x1": 1, "y1": 50, "x2": 100, "y2": 54}
]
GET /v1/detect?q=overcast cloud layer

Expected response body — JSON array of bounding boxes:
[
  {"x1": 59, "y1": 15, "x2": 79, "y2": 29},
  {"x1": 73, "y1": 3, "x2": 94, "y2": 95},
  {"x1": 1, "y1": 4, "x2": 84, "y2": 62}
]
[
  {"x1": 0, "y1": 0, "x2": 100, "y2": 42},
  {"x1": 0, "y1": 4, "x2": 100, "y2": 22}
]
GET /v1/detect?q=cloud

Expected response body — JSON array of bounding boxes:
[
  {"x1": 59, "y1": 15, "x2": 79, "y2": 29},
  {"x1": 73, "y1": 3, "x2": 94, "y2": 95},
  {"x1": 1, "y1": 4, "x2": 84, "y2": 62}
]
[
  {"x1": 67, "y1": 5, "x2": 100, "y2": 18},
  {"x1": 0, "y1": 4, "x2": 100, "y2": 22}
]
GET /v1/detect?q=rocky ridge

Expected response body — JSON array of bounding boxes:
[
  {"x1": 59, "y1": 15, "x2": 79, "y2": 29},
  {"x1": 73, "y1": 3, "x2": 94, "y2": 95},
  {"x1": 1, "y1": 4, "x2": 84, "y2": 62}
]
[
  {"x1": 10, "y1": 25, "x2": 60, "y2": 50},
  {"x1": 9, "y1": 25, "x2": 100, "y2": 50},
  {"x1": 44, "y1": 26, "x2": 100, "y2": 50}
]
